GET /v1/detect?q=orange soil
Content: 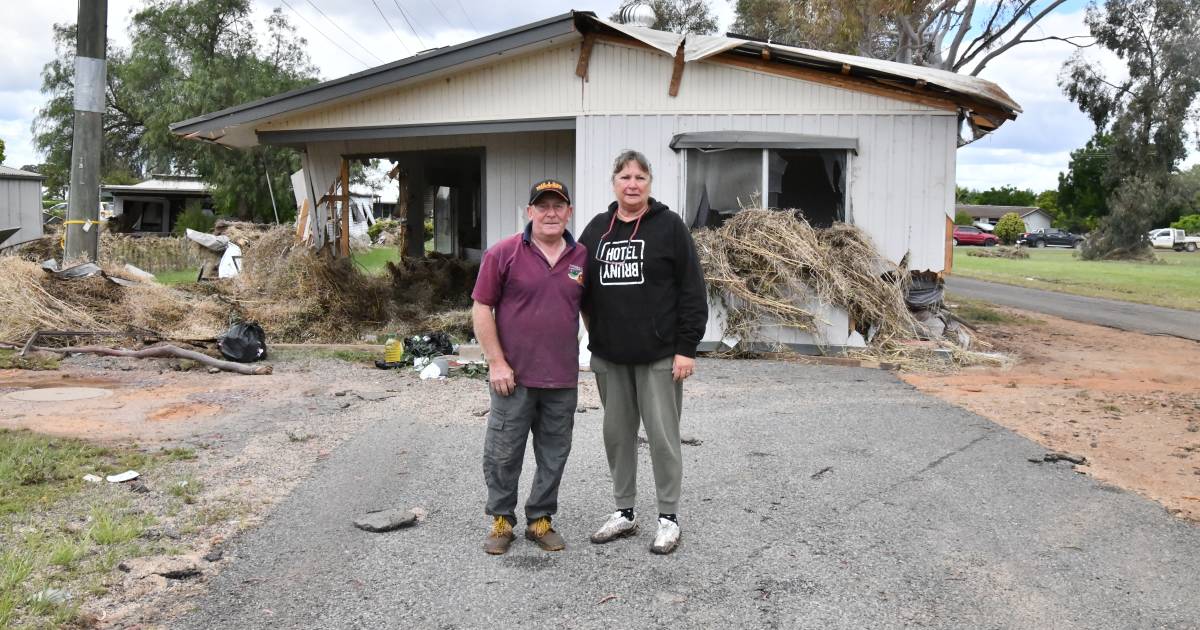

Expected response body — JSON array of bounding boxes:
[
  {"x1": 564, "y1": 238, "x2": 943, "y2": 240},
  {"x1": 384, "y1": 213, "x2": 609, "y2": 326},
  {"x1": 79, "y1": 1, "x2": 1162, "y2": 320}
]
[{"x1": 903, "y1": 308, "x2": 1200, "y2": 522}]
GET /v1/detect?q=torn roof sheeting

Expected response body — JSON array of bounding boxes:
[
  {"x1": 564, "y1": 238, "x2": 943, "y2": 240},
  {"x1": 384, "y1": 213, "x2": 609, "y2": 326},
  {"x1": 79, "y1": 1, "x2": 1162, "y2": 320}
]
[{"x1": 586, "y1": 15, "x2": 1021, "y2": 119}]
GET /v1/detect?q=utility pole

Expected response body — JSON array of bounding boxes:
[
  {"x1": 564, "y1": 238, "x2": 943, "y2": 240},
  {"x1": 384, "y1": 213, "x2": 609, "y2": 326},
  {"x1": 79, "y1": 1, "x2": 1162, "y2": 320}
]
[{"x1": 64, "y1": 0, "x2": 108, "y2": 264}]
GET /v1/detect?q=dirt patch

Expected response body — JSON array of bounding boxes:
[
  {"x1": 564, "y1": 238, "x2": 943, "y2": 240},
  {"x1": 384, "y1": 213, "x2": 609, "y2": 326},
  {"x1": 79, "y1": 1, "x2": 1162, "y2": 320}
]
[
  {"x1": 903, "y1": 307, "x2": 1200, "y2": 522},
  {"x1": 147, "y1": 402, "x2": 222, "y2": 422}
]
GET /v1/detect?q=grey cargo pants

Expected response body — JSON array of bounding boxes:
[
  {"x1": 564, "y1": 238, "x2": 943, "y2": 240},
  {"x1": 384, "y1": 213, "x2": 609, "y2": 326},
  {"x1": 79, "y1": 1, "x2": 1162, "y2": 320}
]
[{"x1": 482, "y1": 385, "x2": 577, "y2": 521}]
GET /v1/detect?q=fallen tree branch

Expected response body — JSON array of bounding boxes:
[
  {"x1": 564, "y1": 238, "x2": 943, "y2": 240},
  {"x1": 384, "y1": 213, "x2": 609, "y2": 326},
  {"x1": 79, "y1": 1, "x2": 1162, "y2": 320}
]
[{"x1": 32, "y1": 344, "x2": 272, "y2": 376}]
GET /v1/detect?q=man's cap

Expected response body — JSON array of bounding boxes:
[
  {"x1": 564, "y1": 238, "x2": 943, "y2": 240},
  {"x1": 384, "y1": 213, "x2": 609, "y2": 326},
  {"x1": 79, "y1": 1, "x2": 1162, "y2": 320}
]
[{"x1": 528, "y1": 179, "x2": 571, "y2": 206}]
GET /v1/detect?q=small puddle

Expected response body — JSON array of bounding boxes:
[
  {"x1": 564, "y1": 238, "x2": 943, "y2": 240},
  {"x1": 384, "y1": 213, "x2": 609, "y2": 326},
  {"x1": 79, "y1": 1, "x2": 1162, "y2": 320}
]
[{"x1": 5, "y1": 387, "x2": 114, "y2": 402}]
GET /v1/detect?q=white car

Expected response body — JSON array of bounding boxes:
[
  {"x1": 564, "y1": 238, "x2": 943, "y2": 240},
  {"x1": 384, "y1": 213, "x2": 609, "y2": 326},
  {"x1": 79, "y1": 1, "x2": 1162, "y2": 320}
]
[{"x1": 1148, "y1": 228, "x2": 1199, "y2": 252}]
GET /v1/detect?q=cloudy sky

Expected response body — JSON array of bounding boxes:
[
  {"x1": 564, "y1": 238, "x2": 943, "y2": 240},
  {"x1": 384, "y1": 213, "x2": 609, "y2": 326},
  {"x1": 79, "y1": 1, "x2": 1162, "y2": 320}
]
[{"x1": 0, "y1": 0, "x2": 1141, "y2": 193}]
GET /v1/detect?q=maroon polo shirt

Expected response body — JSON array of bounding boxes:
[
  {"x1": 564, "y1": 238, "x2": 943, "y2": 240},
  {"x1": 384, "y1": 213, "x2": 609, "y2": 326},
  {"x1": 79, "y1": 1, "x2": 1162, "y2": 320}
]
[{"x1": 471, "y1": 223, "x2": 587, "y2": 389}]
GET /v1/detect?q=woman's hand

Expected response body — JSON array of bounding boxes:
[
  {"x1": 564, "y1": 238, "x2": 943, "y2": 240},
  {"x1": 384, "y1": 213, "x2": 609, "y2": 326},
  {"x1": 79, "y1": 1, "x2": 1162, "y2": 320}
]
[{"x1": 672, "y1": 354, "x2": 695, "y2": 382}]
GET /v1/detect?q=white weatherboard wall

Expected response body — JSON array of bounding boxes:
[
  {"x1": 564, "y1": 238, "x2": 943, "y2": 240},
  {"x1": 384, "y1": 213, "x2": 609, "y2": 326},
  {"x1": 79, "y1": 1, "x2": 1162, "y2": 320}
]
[
  {"x1": 573, "y1": 41, "x2": 958, "y2": 274},
  {"x1": 302, "y1": 130, "x2": 575, "y2": 245},
  {"x1": 0, "y1": 176, "x2": 44, "y2": 248}
]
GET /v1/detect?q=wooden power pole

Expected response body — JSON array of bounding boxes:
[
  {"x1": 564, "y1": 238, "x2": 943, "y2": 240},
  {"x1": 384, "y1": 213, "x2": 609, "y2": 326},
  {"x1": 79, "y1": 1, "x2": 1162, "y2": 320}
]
[{"x1": 64, "y1": 0, "x2": 108, "y2": 264}]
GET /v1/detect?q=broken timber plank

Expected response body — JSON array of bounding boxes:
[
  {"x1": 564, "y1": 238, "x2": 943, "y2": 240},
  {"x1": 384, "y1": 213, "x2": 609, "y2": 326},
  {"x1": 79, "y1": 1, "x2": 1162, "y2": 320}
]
[
  {"x1": 339, "y1": 159, "x2": 351, "y2": 257},
  {"x1": 575, "y1": 32, "x2": 595, "y2": 79},
  {"x1": 668, "y1": 42, "x2": 686, "y2": 97},
  {"x1": 34, "y1": 344, "x2": 272, "y2": 375}
]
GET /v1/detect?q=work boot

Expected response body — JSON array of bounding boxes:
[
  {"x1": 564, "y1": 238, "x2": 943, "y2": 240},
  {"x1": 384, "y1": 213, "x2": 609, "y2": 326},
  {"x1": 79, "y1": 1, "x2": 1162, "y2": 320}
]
[
  {"x1": 524, "y1": 516, "x2": 566, "y2": 551},
  {"x1": 484, "y1": 516, "x2": 515, "y2": 555},
  {"x1": 590, "y1": 510, "x2": 638, "y2": 544},
  {"x1": 650, "y1": 517, "x2": 680, "y2": 555}
]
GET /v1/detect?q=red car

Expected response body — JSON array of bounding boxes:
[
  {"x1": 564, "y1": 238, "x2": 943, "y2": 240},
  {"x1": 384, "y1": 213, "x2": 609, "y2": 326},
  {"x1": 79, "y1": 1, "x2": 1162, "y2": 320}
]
[{"x1": 953, "y1": 225, "x2": 999, "y2": 246}]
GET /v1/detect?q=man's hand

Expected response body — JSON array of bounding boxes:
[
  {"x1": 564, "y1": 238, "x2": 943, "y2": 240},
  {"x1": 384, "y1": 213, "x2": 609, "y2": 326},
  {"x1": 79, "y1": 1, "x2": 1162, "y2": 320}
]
[
  {"x1": 489, "y1": 359, "x2": 517, "y2": 396},
  {"x1": 672, "y1": 354, "x2": 695, "y2": 382}
]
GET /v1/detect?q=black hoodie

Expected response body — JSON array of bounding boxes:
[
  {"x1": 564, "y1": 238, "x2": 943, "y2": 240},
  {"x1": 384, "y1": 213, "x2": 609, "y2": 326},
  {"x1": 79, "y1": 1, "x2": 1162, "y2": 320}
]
[{"x1": 579, "y1": 198, "x2": 709, "y2": 364}]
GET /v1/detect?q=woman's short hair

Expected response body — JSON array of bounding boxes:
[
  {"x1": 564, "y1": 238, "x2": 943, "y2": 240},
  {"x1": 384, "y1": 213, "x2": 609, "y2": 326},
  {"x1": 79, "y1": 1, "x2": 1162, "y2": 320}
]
[{"x1": 611, "y1": 150, "x2": 652, "y2": 182}]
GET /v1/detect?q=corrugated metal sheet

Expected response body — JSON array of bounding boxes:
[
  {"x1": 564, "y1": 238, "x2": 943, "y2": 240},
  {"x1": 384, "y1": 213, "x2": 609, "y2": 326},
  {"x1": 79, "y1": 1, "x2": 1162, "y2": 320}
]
[
  {"x1": 0, "y1": 176, "x2": 44, "y2": 249},
  {"x1": 302, "y1": 130, "x2": 575, "y2": 247},
  {"x1": 575, "y1": 111, "x2": 956, "y2": 273},
  {"x1": 583, "y1": 41, "x2": 942, "y2": 114},
  {"x1": 264, "y1": 45, "x2": 582, "y2": 132}
]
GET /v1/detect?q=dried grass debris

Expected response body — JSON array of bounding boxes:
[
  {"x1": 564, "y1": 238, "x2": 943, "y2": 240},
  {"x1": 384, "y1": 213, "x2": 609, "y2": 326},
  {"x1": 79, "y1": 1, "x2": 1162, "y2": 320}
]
[{"x1": 966, "y1": 246, "x2": 1029, "y2": 259}]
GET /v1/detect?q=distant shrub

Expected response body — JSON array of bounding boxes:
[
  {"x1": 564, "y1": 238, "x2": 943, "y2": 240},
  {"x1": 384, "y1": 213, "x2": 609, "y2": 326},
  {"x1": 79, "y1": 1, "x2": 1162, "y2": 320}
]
[
  {"x1": 173, "y1": 203, "x2": 216, "y2": 236},
  {"x1": 368, "y1": 219, "x2": 398, "y2": 243},
  {"x1": 1171, "y1": 213, "x2": 1200, "y2": 235},
  {"x1": 993, "y1": 212, "x2": 1025, "y2": 245},
  {"x1": 954, "y1": 210, "x2": 974, "y2": 226}
]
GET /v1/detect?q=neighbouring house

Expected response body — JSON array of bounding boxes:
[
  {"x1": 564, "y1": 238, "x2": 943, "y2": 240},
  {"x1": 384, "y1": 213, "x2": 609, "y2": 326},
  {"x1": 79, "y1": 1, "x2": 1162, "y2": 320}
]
[
  {"x1": 102, "y1": 175, "x2": 214, "y2": 235},
  {"x1": 172, "y1": 10, "x2": 1020, "y2": 350},
  {"x1": 0, "y1": 166, "x2": 46, "y2": 249},
  {"x1": 957, "y1": 204, "x2": 1052, "y2": 233}
]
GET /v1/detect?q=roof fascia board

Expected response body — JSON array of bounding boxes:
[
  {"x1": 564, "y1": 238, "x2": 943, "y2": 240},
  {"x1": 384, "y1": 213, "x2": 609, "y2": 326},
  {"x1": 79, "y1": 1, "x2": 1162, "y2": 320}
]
[
  {"x1": 258, "y1": 117, "x2": 577, "y2": 148},
  {"x1": 171, "y1": 12, "x2": 585, "y2": 134}
]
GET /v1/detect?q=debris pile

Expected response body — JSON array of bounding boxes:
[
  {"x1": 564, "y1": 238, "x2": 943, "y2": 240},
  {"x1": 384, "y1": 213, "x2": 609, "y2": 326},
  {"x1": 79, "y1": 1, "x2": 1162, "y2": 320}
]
[
  {"x1": 386, "y1": 253, "x2": 479, "y2": 322},
  {"x1": 694, "y1": 209, "x2": 917, "y2": 349},
  {"x1": 694, "y1": 209, "x2": 1001, "y2": 368},
  {"x1": 966, "y1": 245, "x2": 1029, "y2": 259}
]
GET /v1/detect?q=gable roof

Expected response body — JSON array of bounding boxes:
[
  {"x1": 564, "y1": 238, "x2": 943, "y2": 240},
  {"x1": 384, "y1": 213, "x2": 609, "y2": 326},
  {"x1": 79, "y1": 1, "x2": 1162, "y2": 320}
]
[
  {"x1": 173, "y1": 11, "x2": 1020, "y2": 148},
  {"x1": 0, "y1": 165, "x2": 45, "y2": 181}
]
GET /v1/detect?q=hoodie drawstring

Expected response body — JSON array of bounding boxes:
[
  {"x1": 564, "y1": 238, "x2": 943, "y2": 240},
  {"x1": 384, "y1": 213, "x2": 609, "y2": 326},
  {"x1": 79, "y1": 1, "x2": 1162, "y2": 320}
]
[{"x1": 596, "y1": 208, "x2": 647, "y2": 259}]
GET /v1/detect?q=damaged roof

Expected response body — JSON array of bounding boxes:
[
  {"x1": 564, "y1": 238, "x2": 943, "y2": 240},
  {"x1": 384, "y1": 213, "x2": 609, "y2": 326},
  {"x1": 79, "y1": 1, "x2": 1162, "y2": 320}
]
[{"x1": 172, "y1": 11, "x2": 1020, "y2": 147}]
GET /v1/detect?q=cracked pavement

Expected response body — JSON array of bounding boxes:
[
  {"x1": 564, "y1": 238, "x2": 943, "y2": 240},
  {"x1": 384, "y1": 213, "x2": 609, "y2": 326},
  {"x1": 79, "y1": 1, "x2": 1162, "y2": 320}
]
[{"x1": 176, "y1": 359, "x2": 1200, "y2": 629}]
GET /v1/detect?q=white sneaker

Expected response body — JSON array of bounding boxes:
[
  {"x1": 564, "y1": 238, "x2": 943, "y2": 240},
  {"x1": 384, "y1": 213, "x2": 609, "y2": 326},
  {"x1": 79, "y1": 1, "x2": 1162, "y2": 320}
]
[
  {"x1": 589, "y1": 511, "x2": 638, "y2": 544},
  {"x1": 651, "y1": 517, "x2": 680, "y2": 555}
]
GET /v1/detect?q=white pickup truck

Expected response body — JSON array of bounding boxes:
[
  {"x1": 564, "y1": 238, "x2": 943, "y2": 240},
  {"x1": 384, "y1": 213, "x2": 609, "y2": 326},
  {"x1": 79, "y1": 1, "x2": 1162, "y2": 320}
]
[{"x1": 1148, "y1": 228, "x2": 1199, "y2": 252}]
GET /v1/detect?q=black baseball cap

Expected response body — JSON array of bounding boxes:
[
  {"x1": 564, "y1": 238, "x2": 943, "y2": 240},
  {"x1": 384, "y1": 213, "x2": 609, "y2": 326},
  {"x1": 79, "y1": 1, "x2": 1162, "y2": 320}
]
[{"x1": 528, "y1": 179, "x2": 572, "y2": 205}]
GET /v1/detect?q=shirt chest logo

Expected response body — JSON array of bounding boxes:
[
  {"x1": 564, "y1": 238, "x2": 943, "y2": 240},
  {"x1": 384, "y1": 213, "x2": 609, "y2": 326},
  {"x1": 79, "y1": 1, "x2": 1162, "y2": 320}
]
[
  {"x1": 568, "y1": 264, "x2": 584, "y2": 285},
  {"x1": 597, "y1": 240, "x2": 645, "y2": 286}
]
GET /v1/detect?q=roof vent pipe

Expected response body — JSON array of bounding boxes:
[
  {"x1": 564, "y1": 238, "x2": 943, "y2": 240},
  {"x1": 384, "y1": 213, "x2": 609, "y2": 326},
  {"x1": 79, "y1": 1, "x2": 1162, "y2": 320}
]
[{"x1": 616, "y1": 2, "x2": 657, "y2": 28}]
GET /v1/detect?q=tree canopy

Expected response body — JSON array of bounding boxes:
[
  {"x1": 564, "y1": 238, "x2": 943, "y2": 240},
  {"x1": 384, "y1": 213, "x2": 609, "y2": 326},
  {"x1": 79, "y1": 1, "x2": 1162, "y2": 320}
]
[
  {"x1": 731, "y1": 0, "x2": 1085, "y2": 76},
  {"x1": 1060, "y1": 0, "x2": 1200, "y2": 258},
  {"x1": 33, "y1": 0, "x2": 319, "y2": 220}
]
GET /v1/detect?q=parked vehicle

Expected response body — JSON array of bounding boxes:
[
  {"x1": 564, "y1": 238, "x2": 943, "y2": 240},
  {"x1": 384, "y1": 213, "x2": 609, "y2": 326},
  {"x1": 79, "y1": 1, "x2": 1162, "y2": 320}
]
[
  {"x1": 1017, "y1": 228, "x2": 1082, "y2": 248},
  {"x1": 953, "y1": 225, "x2": 999, "y2": 246},
  {"x1": 1148, "y1": 228, "x2": 1199, "y2": 252}
]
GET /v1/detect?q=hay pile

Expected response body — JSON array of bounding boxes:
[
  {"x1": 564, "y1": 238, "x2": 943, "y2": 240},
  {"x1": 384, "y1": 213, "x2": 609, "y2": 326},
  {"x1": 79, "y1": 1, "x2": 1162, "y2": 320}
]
[
  {"x1": 694, "y1": 210, "x2": 918, "y2": 350},
  {"x1": 386, "y1": 253, "x2": 479, "y2": 322},
  {"x1": 0, "y1": 257, "x2": 228, "y2": 343},
  {"x1": 966, "y1": 245, "x2": 1029, "y2": 259},
  {"x1": 231, "y1": 225, "x2": 391, "y2": 342}
]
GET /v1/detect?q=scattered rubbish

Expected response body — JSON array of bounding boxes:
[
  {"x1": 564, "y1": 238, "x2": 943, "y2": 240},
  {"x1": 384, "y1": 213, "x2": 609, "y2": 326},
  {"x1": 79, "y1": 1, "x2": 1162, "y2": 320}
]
[
  {"x1": 1030, "y1": 452, "x2": 1089, "y2": 465},
  {"x1": 52, "y1": 262, "x2": 104, "y2": 279},
  {"x1": 185, "y1": 228, "x2": 231, "y2": 254},
  {"x1": 83, "y1": 474, "x2": 103, "y2": 483},
  {"x1": 28, "y1": 342, "x2": 272, "y2": 376},
  {"x1": 217, "y1": 322, "x2": 268, "y2": 363},
  {"x1": 218, "y1": 242, "x2": 243, "y2": 278},
  {"x1": 598, "y1": 595, "x2": 618, "y2": 604},
  {"x1": 375, "y1": 335, "x2": 405, "y2": 370},
  {"x1": 353, "y1": 508, "x2": 419, "y2": 533},
  {"x1": 681, "y1": 436, "x2": 703, "y2": 446},
  {"x1": 128, "y1": 480, "x2": 150, "y2": 493},
  {"x1": 810, "y1": 466, "x2": 833, "y2": 480},
  {"x1": 472, "y1": 408, "x2": 490, "y2": 417},
  {"x1": 106, "y1": 470, "x2": 140, "y2": 483},
  {"x1": 405, "y1": 333, "x2": 454, "y2": 361},
  {"x1": 31, "y1": 588, "x2": 71, "y2": 605},
  {"x1": 418, "y1": 358, "x2": 449, "y2": 380},
  {"x1": 122, "y1": 263, "x2": 157, "y2": 282}
]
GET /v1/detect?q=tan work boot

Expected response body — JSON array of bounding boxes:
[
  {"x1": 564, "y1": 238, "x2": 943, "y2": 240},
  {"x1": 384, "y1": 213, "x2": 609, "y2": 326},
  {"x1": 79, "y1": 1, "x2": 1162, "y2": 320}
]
[
  {"x1": 524, "y1": 516, "x2": 566, "y2": 551},
  {"x1": 484, "y1": 516, "x2": 515, "y2": 555}
]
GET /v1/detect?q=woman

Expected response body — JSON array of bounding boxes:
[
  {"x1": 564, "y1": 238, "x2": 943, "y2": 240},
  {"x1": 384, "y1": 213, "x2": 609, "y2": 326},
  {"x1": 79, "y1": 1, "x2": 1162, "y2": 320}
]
[{"x1": 579, "y1": 150, "x2": 708, "y2": 555}]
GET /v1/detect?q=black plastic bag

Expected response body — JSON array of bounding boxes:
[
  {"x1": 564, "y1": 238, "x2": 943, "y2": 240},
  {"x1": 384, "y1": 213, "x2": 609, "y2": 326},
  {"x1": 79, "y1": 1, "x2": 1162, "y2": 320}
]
[
  {"x1": 403, "y1": 332, "x2": 453, "y2": 360},
  {"x1": 218, "y1": 322, "x2": 268, "y2": 363}
]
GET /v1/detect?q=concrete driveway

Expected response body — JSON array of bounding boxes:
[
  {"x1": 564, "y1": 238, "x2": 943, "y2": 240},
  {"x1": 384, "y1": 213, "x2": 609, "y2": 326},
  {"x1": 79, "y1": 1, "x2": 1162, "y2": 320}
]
[
  {"x1": 177, "y1": 359, "x2": 1200, "y2": 629},
  {"x1": 946, "y1": 276, "x2": 1200, "y2": 341}
]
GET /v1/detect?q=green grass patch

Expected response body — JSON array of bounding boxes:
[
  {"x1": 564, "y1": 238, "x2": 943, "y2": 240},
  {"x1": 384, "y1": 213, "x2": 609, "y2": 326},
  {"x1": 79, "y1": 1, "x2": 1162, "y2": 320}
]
[
  {"x1": 946, "y1": 294, "x2": 1040, "y2": 327},
  {"x1": 352, "y1": 246, "x2": 401, "y2": 275},
  {"x1": 0, "y1": 348, "x2": 60, "y2": 371},
  {"x1": 153, "y1": 268, "x2": 201, "y2": 285},
  {"x1": 0, "y1": 429, "x2": 150, "y2": 516},
  {"x1": 952, "y1": 247, "x2": 1200, "y2": 311},
  {"x1": 87, "y1": 506, "x2": 147, "y2": 545}
]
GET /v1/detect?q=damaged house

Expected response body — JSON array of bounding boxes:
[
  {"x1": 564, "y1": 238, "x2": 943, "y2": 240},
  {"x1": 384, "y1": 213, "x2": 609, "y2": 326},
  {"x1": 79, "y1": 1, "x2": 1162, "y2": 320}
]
[{"x1": 171, "y1": 10, "x2": 1020, "y2": 350}]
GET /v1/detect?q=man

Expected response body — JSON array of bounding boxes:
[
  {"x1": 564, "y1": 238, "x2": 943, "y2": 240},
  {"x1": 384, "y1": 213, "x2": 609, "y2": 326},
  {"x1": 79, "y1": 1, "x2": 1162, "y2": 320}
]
[{"x1": 472, "y1": 179, "x2": 588, "y2": 555}]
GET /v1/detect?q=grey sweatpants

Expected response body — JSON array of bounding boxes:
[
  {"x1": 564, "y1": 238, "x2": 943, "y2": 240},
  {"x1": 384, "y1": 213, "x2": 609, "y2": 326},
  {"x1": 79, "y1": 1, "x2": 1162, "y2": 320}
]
[
  {"x1": 590, "y1": 354, "x2": 683, "y2": 514},
  {"x1": 482, "y1": 385, "x2": 577, "y2": 521}
]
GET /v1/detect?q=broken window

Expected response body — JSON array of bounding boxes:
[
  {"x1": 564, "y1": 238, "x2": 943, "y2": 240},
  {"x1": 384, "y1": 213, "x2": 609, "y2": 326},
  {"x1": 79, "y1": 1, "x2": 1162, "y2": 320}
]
[{"x1": 682, "y1": 143, "x2": 850, "y2": 229}]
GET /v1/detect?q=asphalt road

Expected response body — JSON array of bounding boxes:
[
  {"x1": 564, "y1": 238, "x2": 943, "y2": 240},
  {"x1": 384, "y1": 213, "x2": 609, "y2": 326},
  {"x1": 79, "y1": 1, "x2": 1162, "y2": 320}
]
[
  {"x1": 177, "y1": 360, "x2": 1200, "y2": 629},
  {"x1": 946, "y1": 276, "x2": 1200, "y2": 341}
]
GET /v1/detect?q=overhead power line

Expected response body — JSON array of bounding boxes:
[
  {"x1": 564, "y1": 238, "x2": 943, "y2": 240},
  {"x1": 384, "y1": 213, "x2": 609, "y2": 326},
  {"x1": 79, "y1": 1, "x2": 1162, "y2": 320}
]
[
  {"x1": 304, "y1": 0, "x2": 391, "y2": 63},
  {"x1": 451, "y1": 0, "x2": 478, "y2": 32},
  {"x1": 424, "y1": 0, "x2": 454, "y2": 31},
  {"x1": 370, "y1": 0, "x2": 410, "y2": 50},
  {"x1": 392, "y1": 0, "x2": 428, "y2": 49},
  {"x1": 279, "y1": 0, "x2": 373, "y2": 68}
]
